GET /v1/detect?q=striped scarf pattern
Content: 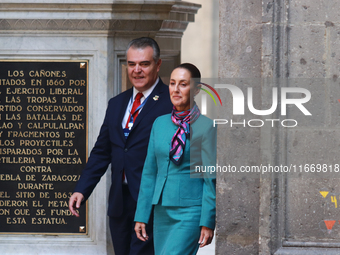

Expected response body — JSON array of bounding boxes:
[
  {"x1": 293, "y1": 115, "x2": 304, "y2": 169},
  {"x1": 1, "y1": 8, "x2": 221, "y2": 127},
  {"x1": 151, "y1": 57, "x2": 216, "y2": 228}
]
[{"x1": 169, "y1": 104, "x2": 200, "y2": 165}]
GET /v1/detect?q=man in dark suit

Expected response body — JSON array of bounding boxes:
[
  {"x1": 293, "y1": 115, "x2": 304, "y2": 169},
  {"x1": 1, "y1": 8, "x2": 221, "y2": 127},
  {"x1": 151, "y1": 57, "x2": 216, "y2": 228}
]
[{"x1": 68, "y1": 37, "x2": 173, "y2": 255}]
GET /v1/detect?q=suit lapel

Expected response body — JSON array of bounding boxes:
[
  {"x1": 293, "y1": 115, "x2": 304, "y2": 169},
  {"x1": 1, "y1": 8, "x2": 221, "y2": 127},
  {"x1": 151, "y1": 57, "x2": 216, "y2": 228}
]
[
  {"x1": 130, "y1": 79, "x2": 166, "y2": 132},
  {"x1": 117, "y1": 89, "x2": 133, "y2": 142}
]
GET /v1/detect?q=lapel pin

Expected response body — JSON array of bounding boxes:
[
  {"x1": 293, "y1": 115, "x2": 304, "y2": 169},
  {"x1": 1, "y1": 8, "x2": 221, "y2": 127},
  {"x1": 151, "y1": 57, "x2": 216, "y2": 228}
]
[{"x1": 153, "y1": 95, "x2": 159, "y2": 101}]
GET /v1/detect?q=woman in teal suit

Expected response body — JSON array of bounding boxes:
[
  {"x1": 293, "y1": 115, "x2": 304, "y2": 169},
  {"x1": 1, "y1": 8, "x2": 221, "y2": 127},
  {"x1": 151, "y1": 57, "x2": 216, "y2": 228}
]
[{"x1": 134, "y1": 63, "x2": 216, "y2": 254}]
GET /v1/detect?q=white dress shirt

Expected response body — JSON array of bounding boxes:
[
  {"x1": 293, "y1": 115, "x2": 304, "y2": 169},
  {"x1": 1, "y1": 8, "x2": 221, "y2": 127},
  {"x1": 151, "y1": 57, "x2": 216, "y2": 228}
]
[{"x1": 121, "y1": 77, "x2": 159, "y2": 129}]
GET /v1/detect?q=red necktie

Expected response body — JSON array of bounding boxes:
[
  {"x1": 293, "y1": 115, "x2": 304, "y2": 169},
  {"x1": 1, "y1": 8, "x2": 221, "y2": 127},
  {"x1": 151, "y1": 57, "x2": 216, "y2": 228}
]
[
  {"x1": 123, "y1": 92, "x2": 143, "y2": 183},
  {"x1": 125, "y1": 92, "x2": 143, "y2": 129}
]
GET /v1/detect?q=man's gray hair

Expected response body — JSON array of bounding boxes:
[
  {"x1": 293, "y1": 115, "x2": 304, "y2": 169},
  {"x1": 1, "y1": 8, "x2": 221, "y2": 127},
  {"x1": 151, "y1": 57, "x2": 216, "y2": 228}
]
[{"x1": 126, "y1": 37, "x2": 160, "y2": 62}]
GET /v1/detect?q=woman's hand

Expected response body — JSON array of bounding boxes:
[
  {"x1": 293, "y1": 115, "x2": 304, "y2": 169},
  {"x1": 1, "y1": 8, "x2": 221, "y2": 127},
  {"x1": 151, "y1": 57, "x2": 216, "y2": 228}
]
[
  {"x1": 135, "y1": 222, "x2": 149, "y2": 242},
  {"x1": 198, "y1": 226, "x2": 214, "y2": 248}
]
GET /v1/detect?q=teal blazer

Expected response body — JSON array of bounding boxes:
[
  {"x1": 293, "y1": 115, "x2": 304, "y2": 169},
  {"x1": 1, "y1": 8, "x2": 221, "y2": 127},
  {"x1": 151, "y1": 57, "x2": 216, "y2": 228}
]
[{"x1": 134, "y1": 114, "x2": 216, "y2": 229}]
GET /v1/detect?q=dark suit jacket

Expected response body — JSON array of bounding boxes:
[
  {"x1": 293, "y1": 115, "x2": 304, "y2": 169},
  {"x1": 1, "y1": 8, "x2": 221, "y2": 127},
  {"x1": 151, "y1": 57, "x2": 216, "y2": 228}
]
[{"x1": 74, "y1": 79, "x2": 173, "y2": 217}]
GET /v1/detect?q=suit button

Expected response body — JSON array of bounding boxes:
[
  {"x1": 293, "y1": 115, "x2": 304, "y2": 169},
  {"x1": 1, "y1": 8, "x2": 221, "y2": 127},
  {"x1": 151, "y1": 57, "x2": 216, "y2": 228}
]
[{"x1": 124, "y1": 148, "x2": 128, "y2": 152}]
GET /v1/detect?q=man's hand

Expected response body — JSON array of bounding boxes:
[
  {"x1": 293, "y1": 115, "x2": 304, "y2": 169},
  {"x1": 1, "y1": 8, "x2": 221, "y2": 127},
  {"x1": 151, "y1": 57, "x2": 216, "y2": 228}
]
[
  {"x1": 68, "y1": 192, "x2": 84, "y2": 217},
  {"x1": 198, "y1": 226, "x2": 214, "y2": 248},
  {"x1": 134, "y1": 222, "x2": 149, "y2": 242}
]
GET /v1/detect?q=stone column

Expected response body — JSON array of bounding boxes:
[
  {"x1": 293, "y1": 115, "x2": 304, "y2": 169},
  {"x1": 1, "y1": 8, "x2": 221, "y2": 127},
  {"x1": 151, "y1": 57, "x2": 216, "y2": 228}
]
[
  {"x1": 217, "y1": 0, "x2": 262, "y2": 254},
  {"x1": 0, "y1": 1, "x2": 199, "y2": 254}
]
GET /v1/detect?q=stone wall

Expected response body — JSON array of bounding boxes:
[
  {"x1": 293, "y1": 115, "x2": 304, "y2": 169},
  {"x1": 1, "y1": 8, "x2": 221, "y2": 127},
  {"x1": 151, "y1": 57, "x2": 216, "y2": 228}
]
[{"x1": 218, "y1": 0, "x2": 340, "y2": 254}]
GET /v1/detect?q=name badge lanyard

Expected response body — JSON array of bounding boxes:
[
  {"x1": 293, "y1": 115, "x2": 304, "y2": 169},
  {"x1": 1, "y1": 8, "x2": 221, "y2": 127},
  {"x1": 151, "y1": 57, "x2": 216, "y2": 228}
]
[{"x1": 124, "y1": 95, "x2": 149, "y2": 138}]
